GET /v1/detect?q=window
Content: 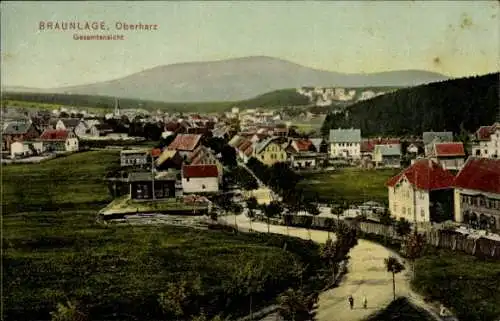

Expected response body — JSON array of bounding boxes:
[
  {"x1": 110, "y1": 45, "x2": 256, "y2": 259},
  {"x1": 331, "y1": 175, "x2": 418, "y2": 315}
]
[
  {"x1": 420, "y1": 209, "x2": 425, "y2": 217},
  {"x1": 403, "y1": 207, "x2": 406, "y2": 215},
  {"x1": 202, "y1": 184, "x2": 206, "y2": 189}
]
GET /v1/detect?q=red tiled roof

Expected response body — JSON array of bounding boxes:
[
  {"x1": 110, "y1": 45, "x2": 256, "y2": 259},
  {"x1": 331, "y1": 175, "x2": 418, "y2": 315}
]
[
  {"x1": 237, "y1": 140, "x2": 253, "y2": 152},
  {"x1": 294, "y1": 139, "x2": 313, "y2": 152},
  {"x1": 386, "y1": 159, "x2": 455, "y2": 190},
  {"x1": 151, "y1": 148, "x2": 162, "y2": 157},
  {"x1": 243, "y1": 144, "x2": 253, "y2": 156},
  {"x1": 476, "y1": 126, "x2": 493, "y2": 141},
  {"x1": 39, "y1": 129, "x2": 70, "y2": 141},
  {"x1": 361, "y1": 138, "x2": 400, "y2": 153},
  {"x1": 167, "y1": 134, "x2": 202, "y2": 151},
  {"x1": 182, "y1": 164, "x2": 218, "y2": 178},
  {"x1": 434, "y1": 142, "x2": 465, "y2": 157},
  {"x1": 454, "y1": 158, "x2": 500, "y2": 194}
]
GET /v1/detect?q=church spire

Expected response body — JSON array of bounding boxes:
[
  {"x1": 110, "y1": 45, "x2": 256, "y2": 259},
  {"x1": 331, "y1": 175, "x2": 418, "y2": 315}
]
[{"x1": 114, "y1": 97, "x2": 120, "y2": 116}]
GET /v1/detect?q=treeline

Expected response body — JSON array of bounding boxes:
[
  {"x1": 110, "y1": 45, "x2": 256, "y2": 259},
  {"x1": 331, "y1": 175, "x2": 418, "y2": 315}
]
[
  {"x1": 2, "y1": 92, "x2": 233, "y2": 113},
  {"x1": 321, "y1": 73, "x2": 499, "y2": 137},
  {"x1": 246, "y1": 158, "x2": 300, "y2": 195},
  {"x1": 2, "y1": 88, "x2": 311, "y2": 114},
  {"x1": 235, "y1": 89, "x2": 311, "y2": 108}
]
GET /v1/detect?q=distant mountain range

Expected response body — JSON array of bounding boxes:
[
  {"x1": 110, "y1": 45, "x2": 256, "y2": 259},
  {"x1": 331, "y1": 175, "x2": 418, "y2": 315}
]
[{"x1": 3, "y1": 56, "x2": 450, "y2": 102}]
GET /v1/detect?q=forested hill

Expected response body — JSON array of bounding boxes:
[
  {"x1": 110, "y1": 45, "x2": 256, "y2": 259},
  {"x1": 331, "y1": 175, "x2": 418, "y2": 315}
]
[{"x1": 321, "y1": 73, "x2": 499, "y2": 137}]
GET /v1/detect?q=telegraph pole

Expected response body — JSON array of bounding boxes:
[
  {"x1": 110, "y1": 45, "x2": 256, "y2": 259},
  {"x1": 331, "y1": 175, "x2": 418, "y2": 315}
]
[{"x1": 151, "y1": 154, "x2": 155, "y2": 200}]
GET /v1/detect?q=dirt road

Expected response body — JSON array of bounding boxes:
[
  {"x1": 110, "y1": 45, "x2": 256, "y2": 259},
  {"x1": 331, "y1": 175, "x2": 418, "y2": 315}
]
[{"x1": 222, "y1": 214, "x2": 442, "y2": 321}]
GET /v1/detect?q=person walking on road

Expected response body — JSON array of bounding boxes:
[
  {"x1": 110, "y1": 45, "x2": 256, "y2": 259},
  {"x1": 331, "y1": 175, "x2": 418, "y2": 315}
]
[
  {"x1": 363, "y1": 296, "x2": 368, "y2": 309},
  {"x1": 348, "y1": 295, "x2": 354, "y2": 310}
]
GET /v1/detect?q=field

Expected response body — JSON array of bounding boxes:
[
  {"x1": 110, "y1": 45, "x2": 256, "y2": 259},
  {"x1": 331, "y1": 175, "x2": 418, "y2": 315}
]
[
  {"x1": 4, "y1": 99, "x2": 110, "y2": 114},
  {"x1": 3, "y1": 150, "x2": 324, "y2": 320},
  {"x1": 413, "y1": 249, "x2": 500, "y2": 321},
  {"x1": 100, "y1": 196, "x2": 208, "y2": 215},
  {"x1": 297, "y1": 168, "x2": 399, "y2": 204}
]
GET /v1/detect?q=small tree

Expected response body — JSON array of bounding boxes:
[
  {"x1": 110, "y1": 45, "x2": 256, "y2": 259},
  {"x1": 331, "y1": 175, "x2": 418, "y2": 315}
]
[
  {"x1": 246, "y1": 196, "x2": 258, "y2": 212},
  {"x1": 394, "y1": 217, "x2": 412, "y2": 240},
  {"x1": 158, "y1": 281, "x2": 188, "y2": 317},
  {"x1": 320, "y1": 238, "x2": 339, "y2": 282},
  {"x1": 306, "y1": 203, "x2": 320, "y2": 227},
  {"x1": 301, "y1": 215, "x2": 314, "y2": 240},
  {"x1": 402, "y1": 232, "x2": 426, "y2": 278},
  {"x1": 50, "y1": 301, "x2": 87, "y2": 321},
  {"x1": 384, "y1": 256, "x2": 405, "y2": 301},
  {"x1": 232, "y1": 203, "x2": 243, "y2": 230},
  {"x1": 247, "y1": 208, "x2": 255, "y2": 231},
  {"x1": 324, "y1": 217, "x2": 335, "y2": 239},
  {"x1": 379, "y1": 209, "x2": 395, "y2": 244},
  {"x1": 277, "y1": 288, "x2": 318, "y2": 321}
]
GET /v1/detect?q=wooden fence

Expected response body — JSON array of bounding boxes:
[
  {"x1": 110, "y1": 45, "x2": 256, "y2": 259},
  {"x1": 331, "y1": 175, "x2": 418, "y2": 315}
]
[{"x1": 275, "y1": 214, "x2": 500, "y2": 259}]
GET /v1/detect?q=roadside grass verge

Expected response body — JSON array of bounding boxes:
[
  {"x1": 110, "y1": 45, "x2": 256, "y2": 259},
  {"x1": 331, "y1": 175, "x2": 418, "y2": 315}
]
[{"x1": 412, "y1": 249, "x2": 500, "y2": 321}]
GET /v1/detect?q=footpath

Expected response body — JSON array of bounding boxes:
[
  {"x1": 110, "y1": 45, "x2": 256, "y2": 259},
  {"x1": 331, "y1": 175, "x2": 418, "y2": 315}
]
[{"x1": 221, "y1": 214, "x2": 448, "y2": 321}]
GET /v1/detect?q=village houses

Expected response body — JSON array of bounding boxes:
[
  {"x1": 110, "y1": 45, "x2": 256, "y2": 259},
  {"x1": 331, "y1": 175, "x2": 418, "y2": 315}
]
[
  {"x1": 373, "y1": 144, "x2": 402, "y2": 168},
  {"x1": 472, "y1": 123, "x2": 500, "y2": 159},
  {"x1": 120, "y1": 149, "x2": 150, "y2": 167},
  {"x1": 38, "y1": 129, "x2": 79, "y2": 152},
  {"x1": 2, "y1": 120, "x2": 40, "y2": 152},
  {"x1": 181, "y1": 164, "x2": 220, "y2": 194},
  {"x1": 423, "y1": 131, "x2": 454, "y2": 156},
  {"x1": 427, "y1": 142, "x2": 466, "y2": 171},
  {"x1": 386, "y1": 159, "x2": 455, "y2": 225},
  {"x1": 166, "y1": 133, "x2": 203, "y2": 159},
  {"x1": 252, "y1": 136, "x2": 288, "y2": 166},
  {"x1": 329, "y1": 128, "x2": 361, "y2": 159},
  {"x1": 453, "y1": 157, "x2": 500, "y2": 231}
]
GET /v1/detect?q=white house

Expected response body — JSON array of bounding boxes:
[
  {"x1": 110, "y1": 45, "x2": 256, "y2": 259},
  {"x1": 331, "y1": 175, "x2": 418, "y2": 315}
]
[
  {"x1": 181, "y1": 164, "x2": 219, "y2": 193},
  {"x1": 422, "y1": 131, "x2": 454, "y2": 157},
  {"x1": 329, "y1": 128, "x2": 361, "y2": 159},
  {"x1": 56, "y1": 118, "x2": 82, "y2": 134},
  {"x1": 38, "y1": 129, "x2": 79, "y2": 152},
  {"x1": 386, "y1": 159, "x2": 455, "y2": 224},
  {"x1": 10, "y1": 141, "x2": 44, "y2": 158},
  {"x1": 471, "y1": 123, "x2": 500, "y2": 159},
  {"x1": 453, "y1": 157, "x2": 500, "y2": 231},
  {"x1": 120, "y1": 149, "x2": 150, "y2": 167}
]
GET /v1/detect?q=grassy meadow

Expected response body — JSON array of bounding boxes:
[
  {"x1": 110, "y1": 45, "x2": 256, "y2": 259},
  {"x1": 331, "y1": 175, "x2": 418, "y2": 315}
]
[
  {"x1": 3, "y1": 150, "x2": 325, "y2": 320},
  {"x1": 413, "y1": 249, "x2": 500, "y2": 321},
  {"x1": 297, "y1": 168, "x2": 399, "y2": 204}
]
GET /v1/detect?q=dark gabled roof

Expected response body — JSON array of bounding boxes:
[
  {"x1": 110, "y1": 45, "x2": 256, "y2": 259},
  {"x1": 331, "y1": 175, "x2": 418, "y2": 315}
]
[
  {"x1": 2, "y1": 121, "x2": 32, "y2": 135},
  {"x1": 329, "y1": 129, "x2": 361, "y2": 143},
  {"x1": 128, "y1": 171, "x2": 177, "y2": 182},
  {"x1": 422, "y1": 131, "x2": 453, "y2": 145},
  {"x1": 59, "y1": 118, "x2": 81, "y2": 128}
]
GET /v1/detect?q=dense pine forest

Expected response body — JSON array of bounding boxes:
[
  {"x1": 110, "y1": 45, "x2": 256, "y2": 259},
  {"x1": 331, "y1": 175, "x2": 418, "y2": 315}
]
[{"x1": 321, "y1": 73, "x2": 499, "y2": 137}]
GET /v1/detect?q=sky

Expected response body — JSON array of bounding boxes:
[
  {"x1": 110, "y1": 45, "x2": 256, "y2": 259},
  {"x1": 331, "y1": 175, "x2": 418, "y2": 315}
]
[{"x1": 1, "y1": 1, "x2": 499, "y2": 88}]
